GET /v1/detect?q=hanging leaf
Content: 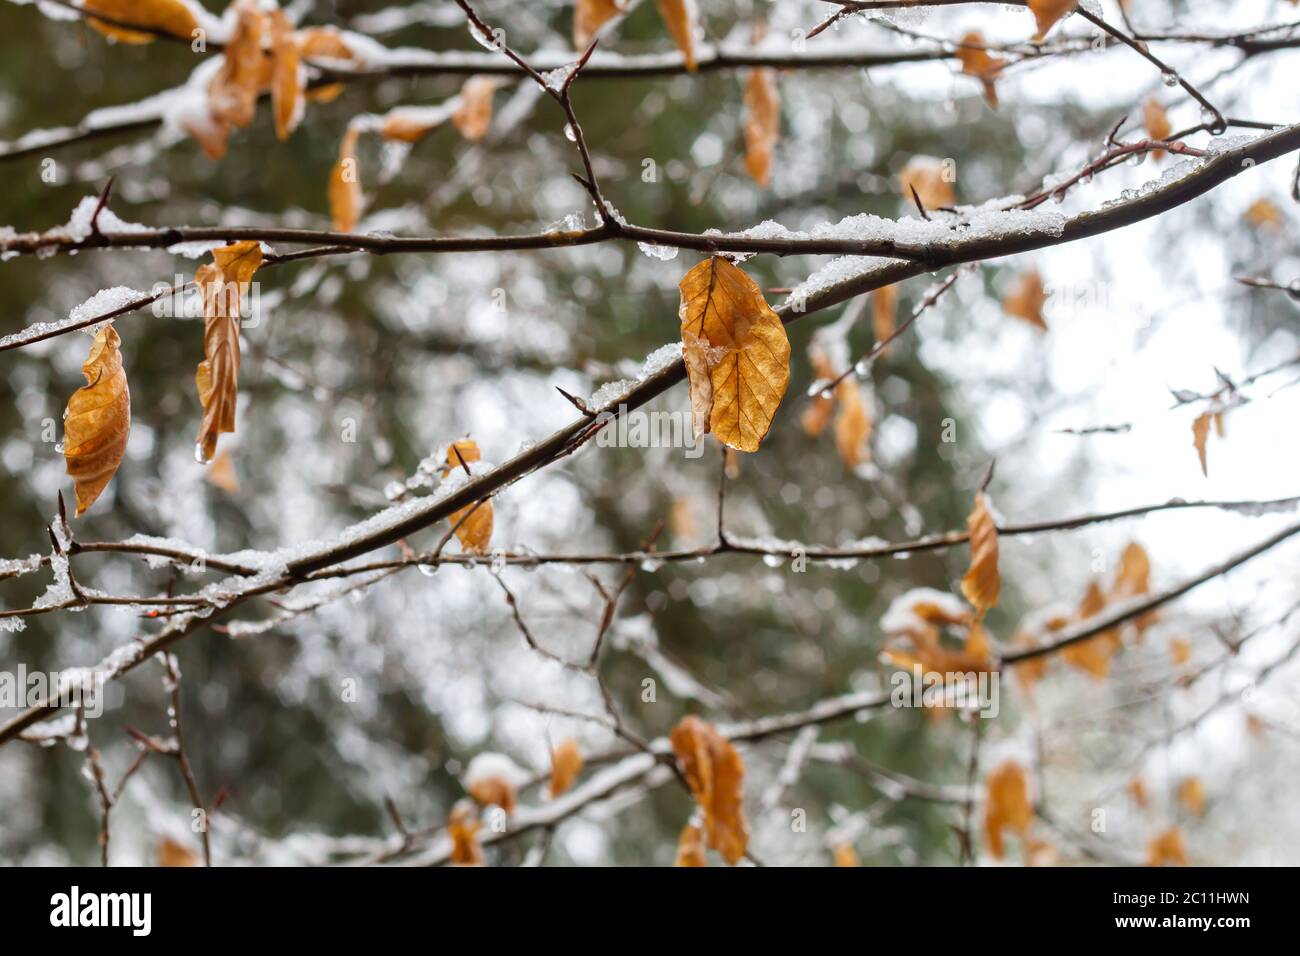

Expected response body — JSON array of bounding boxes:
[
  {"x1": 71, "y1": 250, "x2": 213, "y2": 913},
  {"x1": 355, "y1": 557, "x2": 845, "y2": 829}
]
[
  {"x1": 1147, "y1": 826, "x2": 1189, "y2": 867},
  {"x1": 801, "y1": 348, "x2": 836, "y2": 437},
  {"x1": 1177, "y1": 776, "x2": 1206, "y2": 817},
  {"x1": 654, "y1": 0, "x2": 698, "y2": 71},
  {"x1": 206, "y1": 449, "x2": 239, "y2": 494},
  {"x1": 1128, "y1": 776, "x2": 1150, "y2": 809},
  {"x1": 899, "y1": 156, "x2": 955, "y2": 211},
  {"x1": 984, "y1": 761, "x2": 1032, "y2": 859},
  {"x1": 452, "y1": 76, "x2": 499, "y2": 142},
  {"x1": 547, "y1": 738, "x2": 584, "y2": 799},
  {"x1": 872, "y1": 283, "x2": 897, "y2": 353},
  {"x1": 1191, "y1": 411, "x2": 1213, "y2": 476},
  {"x1": 669, "y1": 715, "x2": 749, "y2": 865},
  {"x1": 1062, "y1": 579, "x2": 1120, "y2": 678},
  {"x1": 960, "y1": 491, "x2": 1000, "y2": 614},
  {"x1": 448, "y1": 802, "x2": 485, "y2": 865},
  {"x1": 269, "y1": 10, "x2": 304, "y2": 141},
  {"x1": 64, "y1": 324, "x2": 131, "y2": 516},
  {"x1": 1027, "y1": 0, "x2": 1077, "y2": 42},
  {"x1": 195, "y1": 241, "x2": 262, "y2": 464},
  {"x1": 954, "y1": 32, "x2": 1005, "y2": 108},
  {"x1": 742, "y1": 68, "x2": 780, "y2": 187},
  {"x1": 445, "y1": 439, "x2": 494, "y2": 554},
  {"x1": 298, "y1": 27, "x2": 353, "y2": 102},
  {"x1": 156, "y1": 836, "x2": 199, "y2": 867},
  {"x1": 1112, "y1": 541, "x2": 1150, "y2": 597},
  {"x1": 833, "y1": 380, "x2": 872, "y2": 469},
  {"x1": 329, "y1": 125, "x2": 365, "y2": 232},
  {"x1": 677, "y1": 257, "x2": 790, "y2": 453},
  {"x1": 207, "y1": 0, "x2": 266, "y2": 131},
  {"x1": 574, "y1": 0, "x2": 625, "y2": 49},
  {"x1": 1143, "y1": 97, "x2": 1172, "y2": 158},
  {"x1": 674, "y1": 823, "x2": 708, "y2": 867},
  {"x1": 1002, "y1": 269, "x2": 1049, "y2": 331},
  {"x1": 84, "y1": 0, "x2": 198, "y2": 45},
  {"x1": 468, "y1": 775, "x2": 517, "y2": 814},
  {"x1": 1243, "y1": 197, "x2": 1285, "y2": 229}
]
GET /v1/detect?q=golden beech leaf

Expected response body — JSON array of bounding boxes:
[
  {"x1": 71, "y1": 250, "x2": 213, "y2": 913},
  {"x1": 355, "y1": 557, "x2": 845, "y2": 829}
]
[
  {"x1": 206, "y1": 449, "x2": 239, "y2": 494},
  {"x1": 677, "y1": 257, "x2": 791, "y2": 453},
  {"x1": 329, "y1": 125, "x2": 365, "y2": 232},
  {"x1": 269, "y1": 10, "x2": 304, "y2": 141},
  {"x1": 1128, "y1": 776, "x2": 1150, "y2": 809},
  {"x1": 64, "y1": 324, "x2": 131, "y2": 516},
  {"x1": 156, "y1": 836, "x2": 199, "y2": 867},
  {"x1": 1002, "y1": 269, "x2": 1050, "y2": 331},
  {"x1": 802, "y1": 348, "x2": 836, "y2": 437},
  {"x1": 899, "y1": 156, "x2": 955, "y2": 211},
  {"x1": 674, "y1": 823, "x2": 708, "y2": 867},
  {"x1": 960, "y1": 491, "x2": 1000, "y2": 615},
  {"x1": 833, "y1": 381, "x2": 872, "y2": 469},
  {"x1": 1143, "y1": 96, "x2": 1172, "y2": 158},
  {"x1": 207, "y1": 0, "x2": 266, "y2": 130},
  {"x1": 195, "y1": 241, "x2": 262, "y2": 464},
  {"x1": 669, "y1": 715, "x2": 750, "y2": 865},
  {"x1": 445, "y1": 439, "x2": 494, "y2": 554},
  {"x1": 832, "y1": 843, "x2": 860, "y2": 867},
  {"x1": 742, "y1": 68, "x2": 780, "y2": 188},
  {"x1": 1191, "y1": 411, "x2": 1213, "y2": 476},
  {"x1": 954, "y1": 32, "x2": 1005, "y2": 108},
  {"x1": 468, "y1": 775, "x2": 517, "y2": 814},
  {"x1": 448, "y1": 802, "x2": 485, "y2": 866},
  {"x1": 1243, "y1": 197, "x2": 1284, "y2": 229},
  {"x1": 654, "y1": 0, "x2": 698, "y2": 72},
  {"x1": 1027, "y1": 0, "x2": 1077, "y2": 42},
  {"x1": 453, "y1": 76, "x2": 499, "y2": 142},
  {"x1": 574, "y1": 0, "x2": 625, "y2": 50},
  {"x1": 547, "y1": 738, "x2": 584, "y2": 799},
  {"x1": 984, "y1": 761, "x2": 1032, "y2": 859},
  {"x1": 1147, "y1": 826, "x2": 1189, "y2": 867},
  {"x1": 1177, "y1": 776, "x2": 1207, "y2": 817},
  {"x1": 84, "y1": 0, "x2": 198, "y2": 44},
  {"x1": 1062, "y1": 579, "x2": 1120, "y2": 678},
  {"x1": 872, "y1": 283, "x2": 897, "y2": 353}
]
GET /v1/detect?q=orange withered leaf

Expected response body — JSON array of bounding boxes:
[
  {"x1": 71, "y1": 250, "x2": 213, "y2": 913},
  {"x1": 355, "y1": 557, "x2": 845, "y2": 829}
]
[
  {"x1": 574, "y1": 0, "x2": 626, "y2": 49},
  {"x1": 64, "y1": 324, "x2": 131, "y2": 516},
  {"x1": 1191, "y1": 411, "x2": 1213, "y2": 476},
  {"x1": 960, "y1": 491, "x2": 1000, "y2": 615},
  {"x1": 872, "y1": 283, "x2": 897, "y2": 353},
  {"x1": 195, "y1": 241, "x2": 262, "y2": 464},
  {"x1": 1177, "y1": 776, "x2": 1206, "y2": 817},
  {"x1": 1002, "y1": 269, "x2": 1049, "y2": 331},
  {"x1": 1062, "y1": 579, "x2": 1120, "y2": 678},
  {"x1": 156, "y1": 836, "x2": 199, "y2": 867},
  {"x1": 1147, "y1": 826, "x2": 1189, "y2": 866},
  {"x1": 802, "y1": 347, "x2": 836, "y2": 437},
  {"x1": 206, "y1": 449, "x2": 239, "y2": 494},
  {"x1": 669, "y1": 715, "x2": 749, "y2": 865},
  {"x1": 832, "y1": 843, "x2": 860, "y2": 867},
  {"x1": 742, "y1": 68, "x2": 780, "y2": 188},
  {"x1": 954, "y1": 32, "x2": 1005, "y2": 108},
  {"x1": 654, "y1": 0, "x2": 698, "y2": 72},
  {"x1": 1128, "y1": 775, "x2": 1150, "y2": 809},
  {"x1": 833, "y1": 381, "x2": 872, "y2": 469},
  {"x1": 207, "y1": 0, "x2": 266, "y2": 131},
  {"x1": 445, "y1": 439, "x2": 494, "y2": 554},
  {"x1": 547, "y1": 738, "x2": 584, "y2": 799},
  {"x1": 84, "y1": 0, "x2": 198, "y2": 44},
  {"x1": 1027, "y1": 0, "x2": 1077, "y2": 42},
  {"x1": 1169, "y1": 637, "x2": 1192, "y2": 666},
  {"x1": 452, "y1": 76, "x2": 499, "y2": 142},
  {"x1": 1112, "y1": 541, "x2": 1151, "y2": 597},
  {"x1": 1143, "y1": 97, "x2": 1172, "y2": 158},
  {"x1": 298, "y1": 26, "x2": 353, "y2": 102},
  {"x1": 448, "y1": 801, "x2": 485, "y2": 865},
  {"x1": 899, "y1": 156, "x2": 955, "y2": 211},
  {"x1": 674, "y1": 823, "x2": 708, "y2": 867},
  {"x1": 468, "y1": 775, "x2": 517, "y2": 814},
  {"x1": 677, "y1": 257, "x2": 791, "y2": 453},
  {"x1": 269, "y1": 10, "x2": 304, "y2": 141},
  {"x1": 329, "y1": 125, "x2": 365, "y2": 232},
  {"x1": 1243, "y1": 197, "x2": 1284, "y2": 229},
  {"x1": 984, "y1": 761, "x2": 1032, "y2": 859}
]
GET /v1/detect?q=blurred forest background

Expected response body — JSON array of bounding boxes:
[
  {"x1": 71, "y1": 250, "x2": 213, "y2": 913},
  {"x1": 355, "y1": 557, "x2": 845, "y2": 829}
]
[{"x1": 1, "y1": 0, "x2": 1299, "y2": 866}]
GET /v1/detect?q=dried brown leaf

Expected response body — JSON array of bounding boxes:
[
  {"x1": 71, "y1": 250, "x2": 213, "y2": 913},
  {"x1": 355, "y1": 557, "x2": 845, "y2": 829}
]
[
  {"x1": 742, "y1": 68, "x2": 780, "y2": 187},
  {"x1": 674, "y1": 823, "x2": 708, "y2": 867},
  {"x1": 195, "y1": 241, "x2": 262, "y2": 464},
  {"x1": 574, "y1": 0, "x2": 625, "y2": 50},
  {"x1": 1002, "y1": 269, "x2": 1049, "y2": 331},
  {"x1": 269, "y1": 10, "x2": 303, "y2": 141},
  {"x1": 84, "y1": 0, "x2": 198, "y2": 45},
  {"x1": 954, "y1": 32, "x2": 1005, "y2": 107},
  {"x1": 64, "y1": 324, "x2": 131, "y2": 516},
  {"x1": 452, "y1": 76, "x2": 498, "y2": 142},
  {"x1": 655, "y1": 0, "x2": 698, "y2": 71},
  {"x1": 1147, "y1": 826, "x2": 1189, "y2": 866},
  {"x1": 984, "y1": 761, "x2": 1032, "y2": 859},
  {"x1": 960, "y1": 491, "x2": 1000, "y2": 614},
  {"x1": 669, "y1": 715, "x2": 749, "y2": 865},
  {"x1": 329, "y1": 125, "x2": 364, "y2": 232},
  {"x1": 1027, "y1": 0, "x2": 1077, "y2": 42},
  {"x1": 207, "y1": 0, "x2": 266, "y2": 130},
  {"x1": 547, "y1": 737, "x2": 584, "y2": 799}
]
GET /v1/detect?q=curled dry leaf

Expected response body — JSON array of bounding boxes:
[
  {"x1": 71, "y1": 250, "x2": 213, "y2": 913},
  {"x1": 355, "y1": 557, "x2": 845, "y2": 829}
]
[
  {"x1": 445, "y1": 439, "x2": 494, "y2": 554},
  {"x1": 983, "y1": 760, "x2": 1032, "y2": 859},
  {"x1": 84, "y1": 0, "x2": 198, "y2": 44},
  {"x1": 1191, "y1": 411, "x2": 1213, "y2": 476},
  {"x1": 448, "y1": 801, "x2": 485, "y2": 865},
  {"x1": 1002, "y1": 269, "x2": 1049, "y2": 331},
  {"x1": 654, "y1": 0, "x2": 699, "y2": 72},
  {"x1": 208, "y1": 0, "x2": 265, "y2": 131},
  {"x1": 960, "y1": 491, "x2": 1000, "y2": 615},
  {"x1": 899, "y1": 156, "x2": 955, "y2": 211},
  {"x1": 452, "y1": 76, "x2": 499, "y2": 142},
  {"x1": 742, "y1": 68, "x2": 780, "y2": 188},
  {"x1": 329, "y1": 125, "x2": 365, "y2": 232},
  {"x1": 64, "y1": 324, "x2": 131, "y2": 516},
  {"x1": 1147, "y1": 826, "x2": 1189, "y2": 867},
  {"x1": 1143, "y1": 97, "x2": 1172, "y2": 158},
  {"x1": 674, "y1": 823, "x2": 708, "y2": 867},
  {"x1": 574, "y1": 0, "x2": 625, "y2": 50},
  {"x1": 832, "y1": 843, "x2": 860, "y2": 867},
  {"x1": 195, "y1": 241, "x2": 262, "y2": 464},
  {"x1": 669, "y1": 715, "x2": 749, "y2": 865},
  {"x1": 677, "y1": 257, "x2": 790, "y2": 453},
  {"x1": 269, "y1": 10, "x2": 304, "y2": 141},
  {"x1": 547, "y1": 737, "x2": 584, "y2": 799},
  {"x1": 1027, "y1": 0, "x2": 1078, "y2": 42},
  {"x1": 156, "y1": 836, "x2": 199, "y2": 867},
  {"x1": 954, "y1": 32, "x2": 1005, "y2": 108}
]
